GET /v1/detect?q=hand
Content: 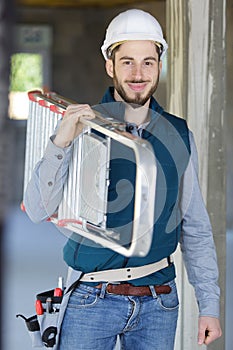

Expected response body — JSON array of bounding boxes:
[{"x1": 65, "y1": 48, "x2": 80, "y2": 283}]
[
  {"x1": 53, "y1": 104, "x2": 95, "y2": 148},
  {"x1": 198, "y1": 316, "x2": 222, "y2": 345}
]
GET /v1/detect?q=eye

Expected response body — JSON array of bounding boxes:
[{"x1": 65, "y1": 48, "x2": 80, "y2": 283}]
[
  {"x1": 123, "y1": 60, "x2": 133, "y2": 66},
  {"x1": 144, "y1": 61, "x2": 154, "y2": 66}
]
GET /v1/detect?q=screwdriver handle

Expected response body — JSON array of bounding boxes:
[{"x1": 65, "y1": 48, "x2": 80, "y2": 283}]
[
  {"x1": 54, "y1": 288, "x2": 63, "y2": 297},
  {"x1": 35, "y1": 300, "x2": 44, "y2": 315}
]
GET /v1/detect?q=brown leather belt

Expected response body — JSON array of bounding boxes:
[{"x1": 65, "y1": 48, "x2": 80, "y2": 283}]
[{"x1": 96, "y1": 283, "x2": 171, "y2": 296}]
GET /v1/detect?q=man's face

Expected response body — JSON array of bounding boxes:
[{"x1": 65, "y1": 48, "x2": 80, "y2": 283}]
[{"x1": 106, "y1": 40, "x2": 162, "y2": 107}]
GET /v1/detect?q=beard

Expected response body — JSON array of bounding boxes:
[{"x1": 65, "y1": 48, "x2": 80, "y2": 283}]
[{"x1": 113, "y1": 71, "x2": 160, "y2": 106}]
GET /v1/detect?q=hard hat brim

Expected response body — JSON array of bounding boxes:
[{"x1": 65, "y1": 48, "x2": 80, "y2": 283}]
[{"x1": 101, "y1": 35, "x2": 168, "y2": 60}]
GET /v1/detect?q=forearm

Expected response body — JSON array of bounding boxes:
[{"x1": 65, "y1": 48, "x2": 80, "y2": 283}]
[
  {"x1": 181, "y1": 192, "x2": 220, "y2": 317},
  {"x1": 180, "y1": 226, "x2": 220, "y2": 318},
  {"x1": 24, "y1": 137, "x2": 73, "y2": 223}
]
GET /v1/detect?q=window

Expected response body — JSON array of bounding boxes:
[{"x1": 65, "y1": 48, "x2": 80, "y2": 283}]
[
  {"x1": 9, "y1": 53, "x2": 43, "y2": 119},
  {"x1": 8, "y1": 25, "x2": 52, "y2": 120}
]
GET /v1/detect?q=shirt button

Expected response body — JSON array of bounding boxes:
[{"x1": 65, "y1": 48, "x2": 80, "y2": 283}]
[
  {"x1": 48, "y1": 181, "x2": 53, "y2": 186},
  {"x1": 56, "y1": 154, "x2": 63, "y2": 160}
]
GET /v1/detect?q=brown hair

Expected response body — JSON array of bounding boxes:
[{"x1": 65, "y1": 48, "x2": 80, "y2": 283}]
[{"x1": 107, "y1": 41, "x2": 162, "y2": 62}]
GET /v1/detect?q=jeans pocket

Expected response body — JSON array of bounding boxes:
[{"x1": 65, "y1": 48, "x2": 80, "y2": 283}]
[
  {"x1": 157, "y1": 281, "x2": 179, "y2": 311},
  {"x1": 68, "y1": 286, "x2": 99, "y2": 308}
]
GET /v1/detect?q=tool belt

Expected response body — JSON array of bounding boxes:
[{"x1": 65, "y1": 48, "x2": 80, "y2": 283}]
[
  {"x1": 70, "y1": 256, "x2": 173, "y2": 283},
  {"x1": 16, "y1": 257, "x2": 172, "y2": 349}
]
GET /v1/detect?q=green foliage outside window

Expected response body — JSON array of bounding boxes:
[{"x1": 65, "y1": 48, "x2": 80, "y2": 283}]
[{"x1": 10, "y1": 53, "x2": 42, "y2": 92}]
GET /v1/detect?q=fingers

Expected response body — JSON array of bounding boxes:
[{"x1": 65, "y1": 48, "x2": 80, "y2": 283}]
[
  {"x1": 63, "y1": 104, "x2": 95, "y2": 135},
  {"x1": 64, "y1": 104, "x2": 95, "y2": 123},
  {"x1": 198, "y1": 316, "x2": 222, "y2": 346},
  {"x1": 197, "y1": 324, "x2": 206, "y2": 345},
  {"x1": 54, "y1": 104, "x2": 95, "y2": 148}
]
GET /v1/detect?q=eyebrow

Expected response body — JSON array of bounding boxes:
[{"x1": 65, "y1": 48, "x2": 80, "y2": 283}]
[{"x1": 119, "y1": 56, "x2": 157, "y2": 61}]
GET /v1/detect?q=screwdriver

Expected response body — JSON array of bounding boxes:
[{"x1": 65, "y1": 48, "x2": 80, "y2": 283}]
[{"x1": 46, "y1": 297, "x2": 52, "y2": 314}]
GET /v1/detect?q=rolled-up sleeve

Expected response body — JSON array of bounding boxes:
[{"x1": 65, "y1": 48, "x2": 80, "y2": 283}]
[
  {"x1": 24, "y1": 136, "x2": 73, "y2": 223},
  {"x1": 180, "y1": 131, "x2": 220, "y2": 318}
]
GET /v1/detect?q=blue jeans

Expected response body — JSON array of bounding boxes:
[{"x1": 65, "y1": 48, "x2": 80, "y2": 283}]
[{"x1": 59, "y1": 280, "x2": 179, "y2": 350}]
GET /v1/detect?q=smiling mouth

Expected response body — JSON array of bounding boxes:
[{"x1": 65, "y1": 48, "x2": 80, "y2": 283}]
[{"x1": 127, "y1": 82, "x2": 147, "y2": 92}]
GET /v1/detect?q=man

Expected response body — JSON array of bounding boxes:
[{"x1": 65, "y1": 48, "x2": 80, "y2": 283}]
[{"x1": 24, "y1": 9, "x2": 222, "y2": 349}]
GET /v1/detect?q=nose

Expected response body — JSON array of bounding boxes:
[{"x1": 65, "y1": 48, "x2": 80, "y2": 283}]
[{"x1": 131, "y1": 64, "x2": 143, "y2": 81}]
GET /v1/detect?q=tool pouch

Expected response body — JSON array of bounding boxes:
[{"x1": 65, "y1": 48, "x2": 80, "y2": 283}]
[
  {"x1": 17, "y1": 270, "x2": 83, "y2": 349},
  {"x1": 16, "y1": 314, "x2": 44, "y2": 347},
  {"x1": 37, "y1": 290, "x2": 63, "y2": 348}
]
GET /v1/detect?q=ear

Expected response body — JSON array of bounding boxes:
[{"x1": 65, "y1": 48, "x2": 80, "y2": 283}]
[
  {"x1": 105, "y1": 59, "x2": 114, "y2": 78},
  {"x1": 159, "y1": 60, "x2": 162, "y2": 74}
]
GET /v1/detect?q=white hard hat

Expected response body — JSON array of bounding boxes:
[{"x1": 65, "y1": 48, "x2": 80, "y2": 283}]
[{"x1": 101, "y1": 9, "x2": 168, "y2": 60}]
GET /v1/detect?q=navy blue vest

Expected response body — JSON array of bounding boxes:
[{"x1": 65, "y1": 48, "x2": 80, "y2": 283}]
[{"x1": 63, "y1": 88, "x2": 191, "y2": 285}]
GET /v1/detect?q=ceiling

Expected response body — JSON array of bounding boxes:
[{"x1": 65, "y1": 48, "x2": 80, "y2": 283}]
[{"x1": 16, "y1": 0, "x2": 158, "y2": 8}]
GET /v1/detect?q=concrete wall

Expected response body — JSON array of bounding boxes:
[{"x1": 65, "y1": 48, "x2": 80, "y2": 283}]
[
  {"x1": 225, "y1": 0, "x2": 233, "y2": 349},
  {"x1": 167, "y1": 1, "x2": 226, "y2": 349}
]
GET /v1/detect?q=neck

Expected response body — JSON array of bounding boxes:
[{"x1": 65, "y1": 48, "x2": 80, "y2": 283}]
[
  {"x1": 114, "y1": 90, "x2": 150, "y2": 126},
  {"x1": 124, "y1": 103, "x2": 150, "y2": 126}
]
